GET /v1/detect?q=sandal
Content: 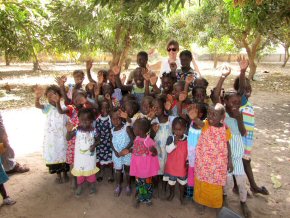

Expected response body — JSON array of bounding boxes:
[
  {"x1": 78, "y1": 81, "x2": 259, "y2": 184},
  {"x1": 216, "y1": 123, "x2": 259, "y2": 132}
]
[
  {"x1": 6, "y1": 163, "x2": 29, "y2": 175},
  {"x1": 3, "y1": 197, "x2": 16, "y2": 206},
  {"x1": 250, "y1": 186, "x2": 269, "y2": 195},
  {"x1": 126, "y1": 186, "x2": 132, "y2": 196},
  {"x1": 114, "y1": 186, "x2": 122, "y2": 197}
]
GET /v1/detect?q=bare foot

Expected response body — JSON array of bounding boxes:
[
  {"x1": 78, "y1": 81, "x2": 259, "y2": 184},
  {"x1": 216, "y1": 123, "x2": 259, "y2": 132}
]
[
  {"x1": 133, "y1": 199, "x2": 140, "y2": 208},
  {"x1": 241, "y1": 202, "x2": 252, "y2": 218},
  {"x1": 167, "y1": 192, "x2": 175, "y2": 201}
]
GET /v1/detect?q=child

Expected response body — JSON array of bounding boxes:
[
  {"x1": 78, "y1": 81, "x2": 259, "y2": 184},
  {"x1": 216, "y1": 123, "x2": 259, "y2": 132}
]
[
  {"x1": 133, "y1": 96, "x2": 155, "y2": 121},
  {"x1": 165, "y1": 81, "x2": 185, "y2": 116},
  {"x1": 67, "y1": 108, "x2": 99, "y2": 196},
  {"x1": 127, "y1": 51, "x2": 149, "y2": 85},
  {"x1": 233, "y1": 57, "x2": 269, "y2": 195},
  {"x1": 110, "y1": 109, "x2": 134, "y2": 197},
  {"x1": 113, "y1": 66, "x2": 150, "y2": 105},
  {"x1": 163, "y1": 117, "x2": 188, "y2": 204},
  {"x1": 96, "y1": 101, "x2": 114, "y2": 183},
  {"x1": 189, "y1": 103, "x2": 232, "y2": 211},
  {"x1": 151, "y1": 96, "x2": 175, "y2": 196},
  {"x1": 0, "y1": 142, "x2": 16, "y2": 205},
  {"x1": 130, "y1": 118, "x2": 159, "y2": 207},
  {"x1": 212, "y1": 66, "x2": 251, "y2": 218},
  {"x1": 176, "y1": 50, "x2": 198, "y2": 87},
  {"x1": 186, "y1": 103, "x2": 207, "y2": 199},
  {"x1": 152, "y1": 73, "x2": 175, "y2": 96},
  {"x1": 35, "y1": 85, "x2": 69, "y2": 183}
]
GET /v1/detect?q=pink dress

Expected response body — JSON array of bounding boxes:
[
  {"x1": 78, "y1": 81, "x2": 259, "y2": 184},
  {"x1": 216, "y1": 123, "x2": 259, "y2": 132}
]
[
  {"x1": 195, "y1": 120, "x2": 231, "y2": 186},
  {"x1": 130, "y1": 136, "x2": 160, "y2": 178}
]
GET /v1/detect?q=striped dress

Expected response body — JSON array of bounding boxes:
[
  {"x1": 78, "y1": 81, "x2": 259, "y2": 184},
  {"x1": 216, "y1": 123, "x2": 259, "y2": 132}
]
[
  {"x1": 240, "y1": 96, "x2": 255, "y2": 158},
  {"x1": 224, "y1": 113, "x2": 245, "y2": 176}
]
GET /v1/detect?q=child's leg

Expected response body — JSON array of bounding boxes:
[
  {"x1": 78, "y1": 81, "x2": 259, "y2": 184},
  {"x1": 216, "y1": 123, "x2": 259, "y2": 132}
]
[
  {"x1": 114, "y1": 169, "x2": 122, "y2": 197},
  {"x1": 97, "y1": 164, "x2": 105, "y2": 182},
  {"x1": 243, "y1": 158, "x2": 269, "y2": 195},
  {"x1": 177, "y1": 177, "x2": 187, "y2": 205},
  {"x1": 107, "y1": 164, "x2": 114, "y2": 183},
  {"x1": 124, "y1": 165, "x2": 132, "y2": 196},
  {"x1": 86, "y1": 174, "x2": 97, "y2": 195},
  {"x1": 75, "y1": 176, "x2": 85, "y2": 196},
  {"x1": 223, "y1": 174, "x2": 234, "y2": 206},
  {"x1": 236, "y1": 175, "x2": 251, "y2": 218},
  {"x1": 163, "y1": 175, "x2": 176, "y2": 201},
  {"x1": 56, "y1": 172, "x2": 62, "y2": 184},
  {"x1": 0, "y1": 184, "x2": 16, "y2": 206}
]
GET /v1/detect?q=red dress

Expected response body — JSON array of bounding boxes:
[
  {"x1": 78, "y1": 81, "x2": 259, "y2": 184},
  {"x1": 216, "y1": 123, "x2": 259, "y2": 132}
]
[{"x1": 164, "y1": 139, "x2": 188, "y2": 177}]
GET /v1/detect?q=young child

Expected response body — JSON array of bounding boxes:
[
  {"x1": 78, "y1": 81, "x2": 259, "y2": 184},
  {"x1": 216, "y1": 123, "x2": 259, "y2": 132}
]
[
  {"x1": 67, "y1": 108, "x2": 99, "y2": 196},
  {"x1": 96, "y1": 101, "x2": 113, "y2": 183},
  {"x1": 233, "y1": 57, "x2": 268, "y2": 195},
  {"x1": 130, "y1": 118, "x2": 159, "y2": 207},
  {"x1": 163, "y1": 117, "x2": 188, "y2": 204},
  {"x1": 35, "y1": 85, "x2": 69, "y2": 183},
  {"x1": 189, "y1": 103, "x2": 232, "y2": 211},
  {"x1": 110, "y1": 109, "x2": 134, "y2": 197},
  {"x1": 212, "y1": 66, "x2": 251, "y2": 218},
  {"x1": 113, "y1": 66, "x2": 150, "y2": 105},
  {"x1": 165, "y1": 81, "x2": 185, "y2": 116},
  {"x1": 186, "y1": 103, "x2": 207, "y2": 199},
  {"x1": 151, "y1": 96, "x2": 175, "y2": 196},
  {"x1": 0, "y1": 142, "x2": 16, "y2": 205},
  {"x1": 127, "y1": 51, "x2": 149, "y2": 85}
]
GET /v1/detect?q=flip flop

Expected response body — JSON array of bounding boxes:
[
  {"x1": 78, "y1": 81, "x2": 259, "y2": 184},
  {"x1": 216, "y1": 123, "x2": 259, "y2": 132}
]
[
  {"x1": 250, "y1": 186, "x2": 269, "y2": 195},
  {"x1": 114, "y1": 186, "x2": 122, "y2": 197}
]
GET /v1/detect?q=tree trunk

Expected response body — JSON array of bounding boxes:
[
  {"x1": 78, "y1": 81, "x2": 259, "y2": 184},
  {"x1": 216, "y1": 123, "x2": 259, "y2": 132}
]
[
  {"x1": 118, "y1": 32, "x2": 132, "y2": 68},
  {"x1": 4, "y1": 50, "x2": 10, "y2": 66},
  {"x1": 248, "y1": 57, "x2": 257, "y2": 80},
  {"x1": 282, "y1": 45, "x2": 289, "y2": 67},
  {"x1": 227, "y1": 54, "x2": 231, "y2": 62},
  {"x1": 213, "y1": 54, "x2": 218, "y2": 68},
  {"x1": 110, "y1": 52, "x2": 122, "y2": 68}
]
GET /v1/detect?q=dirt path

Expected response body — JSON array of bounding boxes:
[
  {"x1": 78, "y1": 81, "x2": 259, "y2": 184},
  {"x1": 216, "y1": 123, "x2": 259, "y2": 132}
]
[{"x1": 0, "y1": 91, "x2": 289, "y2": 218}]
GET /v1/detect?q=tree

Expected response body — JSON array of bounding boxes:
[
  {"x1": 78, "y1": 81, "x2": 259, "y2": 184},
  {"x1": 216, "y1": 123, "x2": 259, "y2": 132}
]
[{"x1": 0, "y1": 1, "x2": 48, "y2": 70}]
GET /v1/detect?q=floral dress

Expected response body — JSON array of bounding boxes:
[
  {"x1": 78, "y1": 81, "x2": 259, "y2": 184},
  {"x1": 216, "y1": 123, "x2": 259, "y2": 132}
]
[
  {"x1": 96, "y1": 115, "x2": 112, "y2": 165},
  {"x1": 66, "y1": 105, "x2": 79, "y2": 165},
  {"x1": 195, "y1": 120, "x2": 231, "y2": 186}
]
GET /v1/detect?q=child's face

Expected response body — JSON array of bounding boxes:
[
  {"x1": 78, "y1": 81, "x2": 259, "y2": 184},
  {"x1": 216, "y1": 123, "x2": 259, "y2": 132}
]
[
  {"x1": 180, "y1": 55, "x2": 191, "y2": 68},
  {"x1": 225, "y1": 95, "x2": 241, "y2": 114},
  {"x1": 141, "y1": 99, "x2": 151, "y2": 115},
  {"x1": 133, "y1": 69, "x2": 144, "y2": 88},
  {"x1": 193, "y1": 88, "x2": 206, "y2": 103},
  {"x1": 74, "y1": 73, "x2": 84, "y2": 86},
  {"x1": 108, "y1": 71, "x2": 115, "y2": 85},
  {"x1": 162, "y1": 77, "x2": 173, "y2": 93},
  {"x1": 173, "y1": 122, "x2": 186, "y2": 138},
  {"x1": 79, "y1": 113, "x2": 93, "y2": 129},
  {"x1": 124, "y1": 104, "x2": 135, "y2": 118},
  {"x1": 74, "y1": 95, "x2": 87, "y2": 108},
  {"x1": 172, "y1": 83, "x2": 183, "y2": 99},
  {"x1": 47, "y1": 90, "x2": 58, "y2": 106},
  {"x1": 137, "y1": 55, "x2": 147, "y2": 68},
  {"x1": 207, "y1": 106, "x2": 223, "y2": 126},
  {"x1": 245, "y1": 83, "x2": 252, "y2": 98},
  {"x1": 101, "y1": 101, "x2": 110, "y2": 116},
  {"x1": 111, "y1": 112, "x2": 121, "y2": 127},
  {"x1": 152, "y1": 100, "x2": 164, "y2": 117}
]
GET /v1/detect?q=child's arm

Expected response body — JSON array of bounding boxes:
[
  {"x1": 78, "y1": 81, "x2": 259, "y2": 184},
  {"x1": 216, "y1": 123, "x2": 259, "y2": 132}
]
[
  {"x1": 54, "y1": 95, "x2": 69, "y2": 114},
  {"x1": 110, "y1": 134, "x2": 120, "y2": 158},
  {"x1": 227, "y1": 142, "x2": 233, "y2": 173},
  {"x1": 233, "y1": 110, "x2": 247, "y2": 136},
  {"x1": 237, "y1": 56, "x2": 249, "y2": 95},
  {"x1": 212, "y1": 65, "x2": 231, "y2": 104},
  {"x1": 150, "y1": 122, "x2": 159, "y2": 139},
  {"x1": 86, "y1": 60, "x2": 97, "y2": 83},
  {"x1": 125, "y1": 126, "x2": 134, "y2": 151},
  {"x1": 144, "y1": 73, "x2": 150, "y2": 96},
  {"x1": 66, "y1": 122, "x2": 76, "y2": 141},
  {"x1": 188, "y1": 104, "x2": 205, "y2": 128},
  {"x1": 149, "y1": 74, "x2": 161, "y2": 94},
  {"x1": 34, "y1": 85, "x2": 44, "y2": 109},
  {"x1": 184, "y1": 74, "x2": 194, "y2": 94},
  {"x1": 112, "y1": 66, "x2": 133, "y2": 92},
  {"x1": 55, "y1": 76, "x2": 71, "y2": 105}
]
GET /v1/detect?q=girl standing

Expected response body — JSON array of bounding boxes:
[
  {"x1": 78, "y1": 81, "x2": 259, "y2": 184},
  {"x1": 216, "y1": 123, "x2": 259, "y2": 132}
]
[
  {"x1": 67, "y1": 108, "x2": 99, "y2": 196},
  {"x1": 35, "y1": 85, "x2": 69, "y2": 183},
  {"x1": 130, "y1": 118, "x2": 159, "y2": 207}
]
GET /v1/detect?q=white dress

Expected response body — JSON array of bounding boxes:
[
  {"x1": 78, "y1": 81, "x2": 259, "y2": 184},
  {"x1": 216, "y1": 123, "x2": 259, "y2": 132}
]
[
  {"x1": 42, "y1": 104, "x2": 68, "y2": 164},
  {"x1": 71, "y1": 129, "x2": 99, "y2": 176}
]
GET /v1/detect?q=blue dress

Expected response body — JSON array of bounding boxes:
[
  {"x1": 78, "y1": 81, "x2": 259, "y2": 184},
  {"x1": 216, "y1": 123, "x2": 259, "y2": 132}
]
[{"x1": 0, "y1": 156, "x2": 9, "y2": 184}]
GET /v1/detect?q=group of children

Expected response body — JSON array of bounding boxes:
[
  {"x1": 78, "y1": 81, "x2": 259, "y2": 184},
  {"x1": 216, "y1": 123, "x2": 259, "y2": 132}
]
[{"x1": 0, "y1": 49, "x2": 269, "y2": 217}]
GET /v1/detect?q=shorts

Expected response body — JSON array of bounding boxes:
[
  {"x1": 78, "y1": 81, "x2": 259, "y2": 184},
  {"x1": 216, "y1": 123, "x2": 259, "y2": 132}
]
[{"x1": 163, "y1": 174, "x2": 187, "y2": 185}]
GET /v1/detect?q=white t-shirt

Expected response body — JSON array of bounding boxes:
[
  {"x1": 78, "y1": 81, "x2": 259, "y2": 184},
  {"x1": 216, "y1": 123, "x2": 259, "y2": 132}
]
[{"x1": 159, "y1": 58, "x2": 195, "y2": 75}]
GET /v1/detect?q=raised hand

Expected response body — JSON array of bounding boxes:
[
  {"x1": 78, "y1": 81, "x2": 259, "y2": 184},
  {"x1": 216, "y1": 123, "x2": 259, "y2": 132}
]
[
  {"x1": 118, "y1": 109, "x2": 128, "y2": 119},
  {"x1": 179, "y1": 91, "x2": 187, "y2": 102},
  {"x1": 165, "y1": 101, "x2": 172, "y2": 111},
  {"x1": 51, "y1": 93, "x2": 60, "y2": 103},
  {"x1": 112, "y1": 65, "x2": 121, "y2": 76},
  {"x1": 87, "y1": 82, "x2": 95, "y2": 92},
  {"x1": 86, "y1": 59, "x2": 93, "y2": 70},
  {"x1": 121, "y1": 74, "x2": 127, "y2": 84},
  {"x1": 55, "y1": 75, "x2": 67, "y2": 87},
  {"x1": 34, "y1": 85, "x2": 44, "y2": 98},
  {"x1": 104, "y1": 93, "x2": 111, "y2": 101},
  {"x1": 185, "y1": 74, "x2": 195, "y2": 84},
  {"x1": 152, "y1": 123, "x2": 160, "y2": 133},
  {"x1": 147, "y1": 108, "x2": 156, "y2": 119},
  {"x1": 237, "y1": 55, "x2": 249, "y2": 72},
  {"x1": 220, "y1": 64, "x2": 231, "y2": 78},
  {"x1": 149, "y1": 146, "x2": 158, "y2": 156},
  {"x1": 149, "y1": 74, "x2": 158, "y2": 86}
]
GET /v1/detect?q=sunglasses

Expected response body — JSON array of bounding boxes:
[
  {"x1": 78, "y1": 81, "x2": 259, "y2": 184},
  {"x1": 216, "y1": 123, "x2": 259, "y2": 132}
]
[{"x1": 167, "y1": 48, "x2": 177, "y2": 52}]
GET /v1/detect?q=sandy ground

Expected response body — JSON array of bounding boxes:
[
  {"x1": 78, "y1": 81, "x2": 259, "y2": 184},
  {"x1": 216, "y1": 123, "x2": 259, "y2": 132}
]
[{"x1": 0, "y1": 62, "x2": 289, "y2": 218}]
